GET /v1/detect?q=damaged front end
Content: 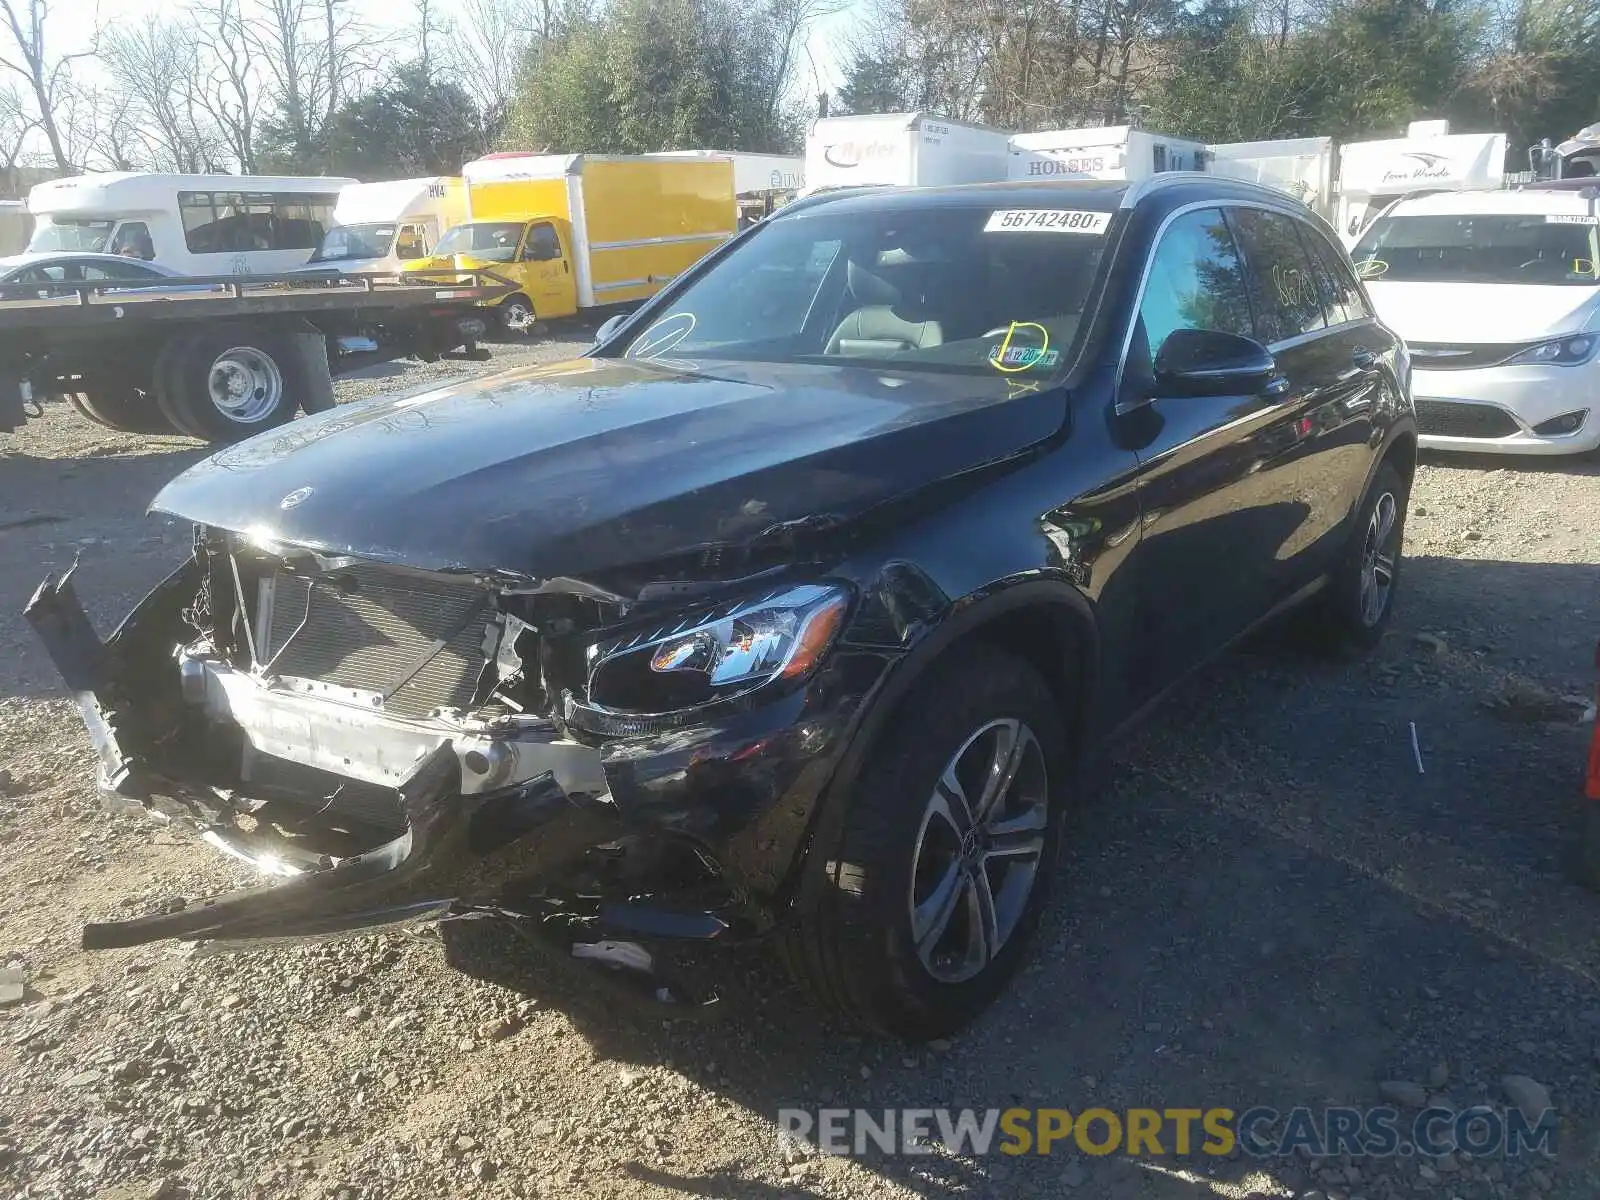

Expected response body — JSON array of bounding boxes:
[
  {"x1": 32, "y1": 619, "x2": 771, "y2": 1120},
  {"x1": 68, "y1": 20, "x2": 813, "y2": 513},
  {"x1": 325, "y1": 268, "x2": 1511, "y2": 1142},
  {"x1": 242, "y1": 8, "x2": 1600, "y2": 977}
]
[{"x1": 26, "y1": 529, "x2": 857, "y2": 1004}]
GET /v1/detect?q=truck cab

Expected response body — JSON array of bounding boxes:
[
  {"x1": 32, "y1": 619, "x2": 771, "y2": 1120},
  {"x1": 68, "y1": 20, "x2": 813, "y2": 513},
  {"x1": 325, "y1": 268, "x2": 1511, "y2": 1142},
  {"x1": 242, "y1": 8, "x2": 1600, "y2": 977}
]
[{"x1": 405, "y1": 217, "x2": 577, "y2": 330}]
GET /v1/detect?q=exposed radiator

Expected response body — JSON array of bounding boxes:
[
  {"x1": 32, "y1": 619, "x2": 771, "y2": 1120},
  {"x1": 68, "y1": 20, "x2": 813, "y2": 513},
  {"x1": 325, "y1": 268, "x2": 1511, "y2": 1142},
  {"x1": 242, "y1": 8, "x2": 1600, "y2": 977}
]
[{"x1": 252, "y1": 562, "x2": 490, "y2": 720}]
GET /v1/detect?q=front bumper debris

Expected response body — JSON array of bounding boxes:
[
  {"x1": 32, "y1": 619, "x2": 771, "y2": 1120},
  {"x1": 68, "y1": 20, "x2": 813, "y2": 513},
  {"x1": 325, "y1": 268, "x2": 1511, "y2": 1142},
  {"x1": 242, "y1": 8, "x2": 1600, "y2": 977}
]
[
  {"x1": 25, "y1": 567, "x2": 620, "y2": 951},
  {"x1": 23, "y1": 544, "x2": 865, "y2": 1022}
]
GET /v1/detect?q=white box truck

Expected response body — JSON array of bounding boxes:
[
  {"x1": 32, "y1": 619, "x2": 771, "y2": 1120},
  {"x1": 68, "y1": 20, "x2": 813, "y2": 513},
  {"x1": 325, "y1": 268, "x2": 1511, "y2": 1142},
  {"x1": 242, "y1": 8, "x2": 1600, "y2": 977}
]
[
  {"x1": 802, "y1": 113, "x2": 1010, "y2": 193},
  {"x1": 1208, "y1": 137, "x2": 1336, "y2": 218},
  {"x1": 1007, "y1": 126, "x2": 1208, "y2": 182},
  {"x1": 305, "y1": 177, "x2": 469, "y2": 276},
  {"x1": 1335, "y1": 122, "x2": 1508, "y2": 245}
]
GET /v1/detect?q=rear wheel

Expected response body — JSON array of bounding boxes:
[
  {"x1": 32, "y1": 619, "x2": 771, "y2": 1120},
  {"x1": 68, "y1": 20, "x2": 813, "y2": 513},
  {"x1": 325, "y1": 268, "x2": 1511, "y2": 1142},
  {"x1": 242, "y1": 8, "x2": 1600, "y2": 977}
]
[
  {"x1": 1305, "y1": 461, "x2": 1407, "y2": 656},
  {"x1": 155, "y1": 326, "x2": 313, "y2": 443},
  {"x1": 59, "y1": 384, "x2": 173, "y2": 435},
  {"x1": 783, "y1": 645, "x2": 1068, "y2": 1040}
]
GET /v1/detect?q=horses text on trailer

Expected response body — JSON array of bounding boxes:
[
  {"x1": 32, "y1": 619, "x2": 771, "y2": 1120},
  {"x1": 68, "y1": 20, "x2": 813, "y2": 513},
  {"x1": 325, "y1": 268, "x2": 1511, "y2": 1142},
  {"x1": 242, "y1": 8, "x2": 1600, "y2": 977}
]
[
  {"x1": 1007, "y1": 126, "x2": 1208, "y2": 183},
  {"x1": 305, "y1": 177, "x2": 469, "y2": 276},
  {"x1": 1208, "y1": 137, "x2": 1336, "y2": 219},
  {"x1": 25, "y1": 172, "x2": 356, "y2": 275},
  {"x1": 801, "y1": 113, "x2": 1010, "y2": 193},
  {"x1": 1335, "y1": 122, "x2": 1508, "y2": 246},
  {"x1": 402, "y1": 153, "x2": 736, "y2": 331}
]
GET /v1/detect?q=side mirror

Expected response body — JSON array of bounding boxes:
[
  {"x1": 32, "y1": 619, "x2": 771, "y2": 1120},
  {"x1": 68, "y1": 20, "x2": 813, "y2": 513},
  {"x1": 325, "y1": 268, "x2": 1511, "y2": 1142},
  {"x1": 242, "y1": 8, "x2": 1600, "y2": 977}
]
[
  {"x1": 1154, "y1": 328, "x2": 1277, "y2": 398},
  {"x1": 593, "y1": 311, "x2": 631, "y2": 345}
]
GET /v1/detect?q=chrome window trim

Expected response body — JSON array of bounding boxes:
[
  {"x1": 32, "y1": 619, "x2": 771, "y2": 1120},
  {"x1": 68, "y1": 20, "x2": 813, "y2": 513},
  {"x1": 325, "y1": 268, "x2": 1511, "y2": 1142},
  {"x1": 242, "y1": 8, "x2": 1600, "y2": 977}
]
[{"x1": 1115, "y1": 196, "x2": 1377, "y2": 414}]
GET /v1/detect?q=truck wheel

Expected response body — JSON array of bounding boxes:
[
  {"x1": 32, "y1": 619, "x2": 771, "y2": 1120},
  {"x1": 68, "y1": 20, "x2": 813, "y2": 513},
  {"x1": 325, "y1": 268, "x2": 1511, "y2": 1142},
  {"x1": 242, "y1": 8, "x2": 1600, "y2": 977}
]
[
  {"x1": 782, "y1": 645, "x2": 1068, "y2": 1040},
  {"x1": 499, "y1": 295, "x2": 535, "y2": 336},
  {"x1": 61, "y1": 385, "x2": 172, "y2": 435},
  {"x1": 157, "y1": 327, "x2": 308, "y2": 443}
]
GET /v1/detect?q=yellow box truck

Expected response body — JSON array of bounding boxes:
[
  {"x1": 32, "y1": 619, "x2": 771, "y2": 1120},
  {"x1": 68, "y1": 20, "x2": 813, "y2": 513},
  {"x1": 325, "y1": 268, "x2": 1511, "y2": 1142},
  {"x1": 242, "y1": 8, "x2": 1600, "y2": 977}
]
[{"x1": 405, "y1": 153, "x2": 736, "y2": 331}]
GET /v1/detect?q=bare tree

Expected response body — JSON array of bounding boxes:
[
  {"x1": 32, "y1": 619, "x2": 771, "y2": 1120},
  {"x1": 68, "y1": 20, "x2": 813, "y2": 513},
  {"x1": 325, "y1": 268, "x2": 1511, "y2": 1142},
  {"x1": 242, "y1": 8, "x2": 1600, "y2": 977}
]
[
  {"x1": 0, "y1": 0, "x2": 98, "y2": 172},
  {"x1": 192, "y1": 0, "x2": 261, "y2": 171},
  {"x1": 443, "y1": 0, "x2": 545, "y2": 146},
  {"x1": 101, "y1": 21, "x2": 221, "y2": 172},
  {"x1": 0, "y1": 80, "x2": 34, "y2": 194},
  {"x1": 248, "y1": 0, "x2": 380, "y2": 165}
]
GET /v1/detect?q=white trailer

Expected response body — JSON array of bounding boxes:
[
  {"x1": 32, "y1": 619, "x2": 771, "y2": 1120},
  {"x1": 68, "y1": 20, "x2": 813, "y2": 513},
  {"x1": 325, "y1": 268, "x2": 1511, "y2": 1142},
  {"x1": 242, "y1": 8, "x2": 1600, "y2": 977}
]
[
  {"x1": 1208, "y1": 137, "x2": 1335, "y2": 218},
  {"x1": 1335, "y1": 122, "x2": 1507, "y2": 246},
  {"x1": 802, "y1": 113, "x2": 1010, "y2": 193},
  {"x1": 1007, "y1": 126, "x2": 1208, "y2": 182},
  {"x1": 305, "y1": 177, "x2": 469, "y2": 275}
]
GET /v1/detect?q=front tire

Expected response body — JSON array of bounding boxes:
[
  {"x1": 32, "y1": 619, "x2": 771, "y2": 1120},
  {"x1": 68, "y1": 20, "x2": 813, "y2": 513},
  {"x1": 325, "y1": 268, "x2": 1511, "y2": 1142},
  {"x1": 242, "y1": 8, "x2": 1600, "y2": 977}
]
[
  {"x1": 499, "y1": 295, "x2": 535, "y2": 336},
  {"x1": 785, "y1": 646, "x2": 1068, "y2": 1040},
  {"x1": 1307, "y1": 460, "x2": 1407, "y2": 656}
]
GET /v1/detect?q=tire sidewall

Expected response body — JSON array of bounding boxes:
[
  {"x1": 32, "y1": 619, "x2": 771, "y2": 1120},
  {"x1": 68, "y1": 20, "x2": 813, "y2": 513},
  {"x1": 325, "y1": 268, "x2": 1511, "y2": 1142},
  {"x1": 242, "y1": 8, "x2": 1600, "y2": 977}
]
[
  {"x1": 1331, "y1": 462, "x2": 1408, "y2": 651},
  {"x1": 173, "y1": 327, "x2": 304, "y2": 443},
  {"x1": 831, "y1": 649, "x2": 1068, "y2": 1038}
]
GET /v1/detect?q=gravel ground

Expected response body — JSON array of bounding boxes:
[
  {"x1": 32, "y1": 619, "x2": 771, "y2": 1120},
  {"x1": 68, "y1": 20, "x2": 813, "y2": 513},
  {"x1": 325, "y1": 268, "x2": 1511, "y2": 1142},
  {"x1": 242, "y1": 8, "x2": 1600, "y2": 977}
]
[{"x1": 1, "y1": 338, "x2": 1598, "y2": 1200}]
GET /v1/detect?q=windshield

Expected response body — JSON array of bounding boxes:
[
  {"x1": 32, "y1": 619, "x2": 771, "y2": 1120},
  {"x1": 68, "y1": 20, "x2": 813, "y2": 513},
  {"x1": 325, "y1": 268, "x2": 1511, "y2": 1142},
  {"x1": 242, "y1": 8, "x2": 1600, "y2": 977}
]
[
  {"x1": 432, "y1": 222, "x2": 523, "y2": 262},
  {"x1": 27, "y1": 218, "x2": 115, "y2": 253},
  {"x1": 614, "y1": 203, "x2": 1111, "y2": 376},
  {"x1": 311, "y1": 222, "x2": 397, "y2": 262},
  {"x1": 1353, "y1": 213, "x2": 1600, "y2": 285}
]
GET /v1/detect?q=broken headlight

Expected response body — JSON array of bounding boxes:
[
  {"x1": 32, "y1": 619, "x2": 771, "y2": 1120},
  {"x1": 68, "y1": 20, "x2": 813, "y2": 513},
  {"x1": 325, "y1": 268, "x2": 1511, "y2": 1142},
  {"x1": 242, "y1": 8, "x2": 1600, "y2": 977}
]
[{"x1": 582, "y1": 584, "x2": 850, "y2": 719}]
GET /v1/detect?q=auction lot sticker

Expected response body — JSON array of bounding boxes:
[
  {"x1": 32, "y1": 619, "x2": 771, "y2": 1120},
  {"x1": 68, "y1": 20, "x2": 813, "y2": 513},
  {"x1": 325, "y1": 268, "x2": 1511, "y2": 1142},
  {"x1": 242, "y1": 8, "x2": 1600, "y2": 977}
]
[{"x1": 985, "y1": 209, "x2": 1111, "y2": 234}]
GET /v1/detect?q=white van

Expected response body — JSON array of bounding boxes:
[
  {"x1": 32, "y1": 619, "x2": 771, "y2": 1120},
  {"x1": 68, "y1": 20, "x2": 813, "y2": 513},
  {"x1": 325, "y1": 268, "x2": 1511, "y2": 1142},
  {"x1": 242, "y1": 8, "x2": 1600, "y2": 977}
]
[
  {"x1": 1335, "y1": 123, "x2": 1506, "y2": 246},
  {"x1": 25, "y1": 172, "x2": 357, "y2": 276},
  {"x1": 1208, "y1": 137, "x2": 1336, "y2": 218},
  {"x1": 1353, "y1": 186, "x2": 1600, "y2": 455},
  {"x1": 1008, "y1": 126, "x2": 1208, "y2": 182},
  {"x1": 305, "y1": 177, "x2": 468, "y2": 276},
  {"x1": 802, "y1": 113, "x2": 1010, "y2": 193}
]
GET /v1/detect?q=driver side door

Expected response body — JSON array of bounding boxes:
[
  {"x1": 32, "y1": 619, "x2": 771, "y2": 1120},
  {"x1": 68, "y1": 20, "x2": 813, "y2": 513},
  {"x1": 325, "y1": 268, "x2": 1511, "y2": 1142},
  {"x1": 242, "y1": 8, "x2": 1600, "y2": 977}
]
[
  {"x1": 518, "y1": 220, "x2": 578, "y2": 318},
  {"x1": 1120, "y1": 206, "x2": 1304, "y2": 699}
]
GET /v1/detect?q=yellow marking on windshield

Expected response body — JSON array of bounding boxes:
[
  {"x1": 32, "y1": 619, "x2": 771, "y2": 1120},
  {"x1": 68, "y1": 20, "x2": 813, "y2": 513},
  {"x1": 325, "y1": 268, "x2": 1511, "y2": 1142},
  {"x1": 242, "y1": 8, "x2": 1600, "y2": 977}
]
[{"x1": 991, "y1": 321, "x2": 1051, "y2": 374}]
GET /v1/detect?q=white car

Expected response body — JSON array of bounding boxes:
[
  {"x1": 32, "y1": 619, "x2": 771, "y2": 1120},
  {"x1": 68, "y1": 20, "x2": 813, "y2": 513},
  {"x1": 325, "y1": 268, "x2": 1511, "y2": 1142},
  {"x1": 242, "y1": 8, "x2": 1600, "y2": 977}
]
[{"x1": 1352, "y1": 188, "x2": 1600, "y2": 455}]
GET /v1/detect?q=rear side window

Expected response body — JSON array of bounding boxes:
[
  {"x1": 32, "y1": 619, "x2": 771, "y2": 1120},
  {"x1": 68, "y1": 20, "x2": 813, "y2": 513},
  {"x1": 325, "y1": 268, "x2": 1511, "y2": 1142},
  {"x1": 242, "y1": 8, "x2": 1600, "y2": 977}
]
[
  {"x1": 1230, "y1": 208, "x2": 1326, "y2": 342},
  {"x1": 1135, "y1": 206, "x2": 1254, "y2": 371},
  {"x1": 1301, "y1": 227, "x2": 1372, "y2": 325}
]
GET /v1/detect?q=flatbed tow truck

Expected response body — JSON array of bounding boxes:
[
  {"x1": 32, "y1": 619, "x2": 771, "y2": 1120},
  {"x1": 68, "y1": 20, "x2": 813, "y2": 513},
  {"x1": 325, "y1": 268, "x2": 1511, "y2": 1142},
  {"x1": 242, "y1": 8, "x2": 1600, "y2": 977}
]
[{"x1": 0, "y1": 268, "x2": 512, "y2": 444}]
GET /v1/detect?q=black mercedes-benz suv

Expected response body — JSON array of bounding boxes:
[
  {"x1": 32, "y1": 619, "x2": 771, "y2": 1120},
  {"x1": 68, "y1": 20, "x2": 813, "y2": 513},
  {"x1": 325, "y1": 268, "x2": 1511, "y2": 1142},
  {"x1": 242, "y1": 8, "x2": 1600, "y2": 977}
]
[{"x1": 28, "y1": 175, "x2": 1414, "y2": 1040}]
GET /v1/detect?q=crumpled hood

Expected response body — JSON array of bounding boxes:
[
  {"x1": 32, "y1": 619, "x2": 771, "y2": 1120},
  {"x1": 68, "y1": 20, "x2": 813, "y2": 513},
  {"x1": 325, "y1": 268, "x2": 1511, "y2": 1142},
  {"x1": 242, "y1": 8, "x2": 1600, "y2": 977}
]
[
  {"x1": 1365, "y1": 281, "x2": 1600, "y2": 342},
  {"x1": 152, "y1": 357, "x2": 1066, "y2": 579}
]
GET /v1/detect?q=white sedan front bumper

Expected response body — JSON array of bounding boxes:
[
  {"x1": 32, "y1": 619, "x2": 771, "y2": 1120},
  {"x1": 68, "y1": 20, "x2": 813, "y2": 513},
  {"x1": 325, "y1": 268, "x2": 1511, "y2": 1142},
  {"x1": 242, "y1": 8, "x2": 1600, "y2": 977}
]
[{"x1": 1414, "y1": 359, "x2": 1600, "y2": 456}]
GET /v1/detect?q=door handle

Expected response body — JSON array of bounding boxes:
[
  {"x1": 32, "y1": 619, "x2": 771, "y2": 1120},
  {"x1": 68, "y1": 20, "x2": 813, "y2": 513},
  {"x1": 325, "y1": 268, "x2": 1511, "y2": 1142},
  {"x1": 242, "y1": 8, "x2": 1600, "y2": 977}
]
[
  {"x1": 563, "y1": 261, "x2": 570, "y2": 274},
  {"x1": 1351, "y1": 347, "x2": 1379, "y2": 371},
  {"x1": 1263, "y1": 374, "x2": 1291, "y2": 397}
]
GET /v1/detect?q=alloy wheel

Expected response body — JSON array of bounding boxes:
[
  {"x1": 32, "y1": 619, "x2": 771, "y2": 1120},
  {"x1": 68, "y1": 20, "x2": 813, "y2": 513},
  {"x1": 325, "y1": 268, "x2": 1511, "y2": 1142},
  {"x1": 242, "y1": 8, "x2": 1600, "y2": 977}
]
[
  {"x1": 1359, "y1": 490, "x2": 1400, "y2": 627},
  {"x1": 908, "y1": 717, "x2": 1050, "y2": 984}
]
